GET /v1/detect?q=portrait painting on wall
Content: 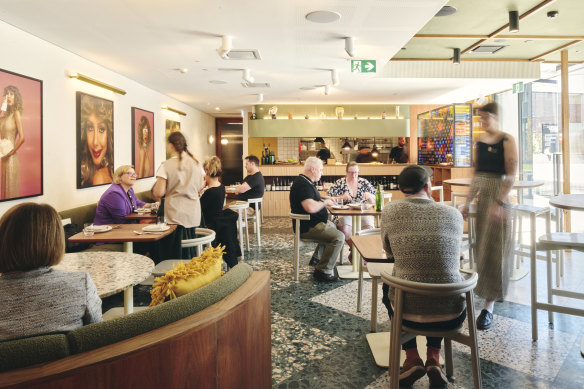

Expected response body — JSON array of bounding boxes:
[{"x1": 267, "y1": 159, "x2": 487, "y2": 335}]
[
  {"x1": 76, "y1": 92, "x2": 114, "y2": 189},
  {"x1": 0, "y1": 68, "x2": 43, "y2": 202},
  {"x1": 165, "y1": 119, "x2": 180, "y2": 160},
  {"x1": 131, "y1": 107, "x2": 154, "y2": 178}
]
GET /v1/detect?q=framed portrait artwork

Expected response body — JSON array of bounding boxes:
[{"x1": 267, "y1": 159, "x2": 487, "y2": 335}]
[
  {"x1": 0, "y1": 68, "x2": 43, "y2": 202},
  {"x1": 165, "y1": 119, "x2": 180, "y2": 160},
  {"x1": 131, "y1": 107, "x2": 154, "y2": 178},
  {"x1": 76, "y1": 92, "x2": 114, "y2": 189}
]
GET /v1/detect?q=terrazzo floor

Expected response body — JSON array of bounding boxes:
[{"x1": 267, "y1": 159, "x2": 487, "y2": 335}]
[{"x1": 103, "y1": 217, "x2": 584, "y2": 388}]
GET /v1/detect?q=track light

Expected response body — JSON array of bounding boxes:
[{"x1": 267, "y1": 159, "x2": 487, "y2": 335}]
[
  {"x1": 217, "y1": 35, "x2": 232, "y2": 59},
  {"x1": 242, "y1": 69, "x2": 254, "y2": 83},
  {"x1": 68, "y1": 73, "x2": 126, "y2": 95},
  {"x1": 509, "y1": 11, "x2": 519, "y2": 33},
  {"x1": 257, "y1": 93, "x2": 263, "y2": 103},
  {"x1": 324, "y1": 85, "x2": 331, "y2": 95},
  {"x1": 345, "y1": 37, "x2": 355, "y2": 57},
  {"x1": 453, "y1": 48, "x2": 461, "y2": 64},
  {"x1": 342, "y1": 138, "x2": 352, "y2": 150},
  {"x1": 331, "y1": 69, "x2": 339, "y2": 86}
]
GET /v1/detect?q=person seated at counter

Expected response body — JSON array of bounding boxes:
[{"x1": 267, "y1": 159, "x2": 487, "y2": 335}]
[
  {"x1": 380, "y1": 165, "x2": 464, "y2": 387},
  {"x1": 355, "y1": 145, "x2": 377, "y2": 163},
  {"x1": 327, "y1": 161, "x2": 376, "y2": 262},
  {"x1": 94, "y1": 165, "x2": 156, "y2": 225},
  {"x1": 315, "y1": 137, "x2": 331, "y2": 163},
  {"x1": 200, "y1": 156, "x2": 242, "y2": 269},
  {"x1": 389, "y1": 137, "x2": 409, "y2": 163},
  {"x1": 235, "y1": 155, "x2": 264, "y2": 216},
  {"x1": 0, "y1": 203, "x2": 103, "y2": 341}
]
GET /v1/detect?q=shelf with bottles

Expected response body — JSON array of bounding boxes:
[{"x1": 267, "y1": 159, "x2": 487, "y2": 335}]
[
  {"x1": 417, "y1": 103, "x2": 472, "y2": 167},
  {"x1": 263, "y1": 175, "x2": 402, "y2": 192}
]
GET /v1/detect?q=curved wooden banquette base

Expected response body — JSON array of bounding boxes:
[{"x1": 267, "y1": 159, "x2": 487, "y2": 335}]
[{"x1": 0, "y1": 265, "x2": 272, "y2": 389}]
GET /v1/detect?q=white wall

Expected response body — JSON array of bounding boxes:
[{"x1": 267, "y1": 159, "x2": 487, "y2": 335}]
[{"x1": 0, "y1": 21, "x2": 215, "y2": 215}]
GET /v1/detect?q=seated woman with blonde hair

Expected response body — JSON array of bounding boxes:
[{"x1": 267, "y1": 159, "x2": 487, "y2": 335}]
[{"x1": 0, "y1": 203, "x2": 102, "y2": 341}]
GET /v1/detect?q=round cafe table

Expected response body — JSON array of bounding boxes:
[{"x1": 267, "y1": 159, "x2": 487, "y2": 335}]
[{"x1": 54, "y1": 252, "x2": 154, "y2": 315}]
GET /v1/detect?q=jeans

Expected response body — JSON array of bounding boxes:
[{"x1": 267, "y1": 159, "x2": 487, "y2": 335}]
[
  {"x1": 300, "y1": 221, "x2": 345, "y2": 274},
  {"x1": 382, "y1": 283, "x2": 467, "y2": 350}
]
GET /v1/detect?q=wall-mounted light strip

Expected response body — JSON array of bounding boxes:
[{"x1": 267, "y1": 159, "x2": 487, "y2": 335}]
[
  {"x1": 161, "y1": 105, "x2": 187, "y2": 116},
  {"x1": 68, "y1": 73, "x2": 126, "y2": 95}
]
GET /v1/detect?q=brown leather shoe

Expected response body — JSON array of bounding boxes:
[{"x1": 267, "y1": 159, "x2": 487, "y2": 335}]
[
  {"x1": 399, "y1": 357, "x2": 425, "y2": 386},
  {"x1": 313, "y1": 270, "x2": 339, "y2": 282},
  {"x1": 425, "y1": 358, "x2": 448, "y2": 388}
]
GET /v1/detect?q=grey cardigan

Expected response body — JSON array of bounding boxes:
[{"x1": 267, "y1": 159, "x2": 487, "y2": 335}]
[
  {"x1": 0, "y1": 267, "x2": 102, "y2": 341},
  {"x1": 381, "y1": 197, "x2": 465, "y2": 317}
]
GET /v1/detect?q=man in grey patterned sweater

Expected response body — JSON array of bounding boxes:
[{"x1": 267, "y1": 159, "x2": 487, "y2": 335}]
[{"x1": 381, "y1": 165, "x2": 465, "y2": 387}]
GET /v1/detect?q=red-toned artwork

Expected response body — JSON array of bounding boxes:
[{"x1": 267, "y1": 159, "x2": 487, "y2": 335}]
[{"x1": 0, "y1": 68, "x2": 43, "y2": 202}]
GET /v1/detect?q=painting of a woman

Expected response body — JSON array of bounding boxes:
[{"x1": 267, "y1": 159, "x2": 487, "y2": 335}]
[
  {"x1": 132, "y1": 108, "x2": 154, "y2": 178},
  {"x1": 0, "y1": 86, "x2": 24, "y2": 199},
  {"x1": 77, "y1": 92, "x2": 114, "y2": 188}
]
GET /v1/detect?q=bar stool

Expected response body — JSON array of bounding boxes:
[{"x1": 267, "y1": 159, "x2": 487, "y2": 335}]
[
  {"x1": 228, "y1": 201, "x2": 250, "y2": 257},
  {"x1": 510, "y1": 204, "x2": 557, "y2": 282},
  {"x1": 382, "y1": 271, "x2": 481, "y2": 389},
  {"x1": 365, "y1": 262, "x2": 394, "y2": 332},
  {"x1": 247, "y1": 197, "x2": 263, "y2": 247},
  {"x1": 290, "y1": 212, "x2": 315, "y2": 281},
  {"x1": 449, "y1": 197, "x2": 476, "y2": 270},
  {"x1": 532, "y1": 232, "x2": 584, "y2": 341},
  {"x1": 356, "y1": 228, "x2": 381, "y2": 312},
  {"x1": 152, "y1": 228, "x2": 216, "y2": 277}
]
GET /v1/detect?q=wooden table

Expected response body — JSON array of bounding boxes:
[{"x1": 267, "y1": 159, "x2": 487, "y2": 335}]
[
  {"x1": 328, "y1": 205, "x2": 381, "y2": 279},
  {"x1": 54, "y1": 252, "x2": 154, "y2": 315},
  {"x1": 547, "y1": 194, "x2": 584, "y2": 357},
  {"x1": 68, "y1": 223, "x2": 176, "y2": 253}
]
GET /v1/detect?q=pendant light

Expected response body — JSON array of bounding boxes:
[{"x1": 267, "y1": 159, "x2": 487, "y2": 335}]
[
  {"x1": 371, "y1": 138, "x2": 379, "y2": 157},
  {"x1": 342, "y1": 138, "x2": 352, "y2": 150}
]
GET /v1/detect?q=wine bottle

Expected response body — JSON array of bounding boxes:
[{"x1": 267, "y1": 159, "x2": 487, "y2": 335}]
[{"x1": 375, "y1": 184, "x2": 383, "y2": 212}]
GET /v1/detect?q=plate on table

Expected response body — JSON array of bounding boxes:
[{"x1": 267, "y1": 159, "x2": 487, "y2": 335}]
[
  {"x1": 331, "y1": 204, "x2": 349, "y2": 210},
  {"x1": 93, "y1": 225, "x2": 113, "y2": 233},
  {"x1": 143, "y1": 224, "x2": 171, "y2": 232},
  {"x1": 135, "y1": 208, "x2": 149, "y2": 214}
]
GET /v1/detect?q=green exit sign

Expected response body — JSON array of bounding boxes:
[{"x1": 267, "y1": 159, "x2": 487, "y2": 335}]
[{"x1": 351, "y1": 60, "x2": 376, "y2": 73}]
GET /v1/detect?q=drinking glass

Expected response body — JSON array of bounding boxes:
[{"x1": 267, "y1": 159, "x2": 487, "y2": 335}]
[{"x1": 83, "y1": 223, "x2": 95, "y2": 237}]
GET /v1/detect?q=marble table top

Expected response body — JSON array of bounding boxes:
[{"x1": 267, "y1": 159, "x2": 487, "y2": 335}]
[{"x1": 54, "y1": 252, "x2": 154, "y2": 298}]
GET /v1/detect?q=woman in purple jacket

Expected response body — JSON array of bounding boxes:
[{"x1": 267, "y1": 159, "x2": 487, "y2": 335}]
[{"x1": 94, "y1": 165, "x2": 155, "y2": 225}]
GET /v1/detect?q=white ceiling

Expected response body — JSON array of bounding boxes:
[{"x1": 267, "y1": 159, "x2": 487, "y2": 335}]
[{"x1": 0, "y1": 0, "x2": 542, "y2": 116}]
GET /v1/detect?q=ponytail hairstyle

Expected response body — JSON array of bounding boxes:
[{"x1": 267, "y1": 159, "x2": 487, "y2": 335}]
[{"x1": 167, "y1": 132, "x2": 198, "y2": 168}]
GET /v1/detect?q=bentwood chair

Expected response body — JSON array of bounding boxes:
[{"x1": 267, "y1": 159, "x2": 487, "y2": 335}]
[
  {"x1": 356, "y1": 228, "x2": 381, "y2": 312},
  {"x1": 382, "y1": 271, "x2": 481, "y2": 389},
  {"x1": 152, "y1": 228, "x2": 216, "y2": 277}
]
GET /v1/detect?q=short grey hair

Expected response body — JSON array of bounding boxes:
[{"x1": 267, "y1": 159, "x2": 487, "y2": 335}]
[{"x1": 304, "y1": 156, "x2": 322, "y2": 173}]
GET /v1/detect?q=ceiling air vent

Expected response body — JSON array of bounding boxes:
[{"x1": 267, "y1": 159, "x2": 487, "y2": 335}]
[
  {"x1": 241, "y1": 82, "x2": 270, "y2": 88},
  {"x1": 223, "y1": 49, "x2": 261, "y2": 60},
  {"x1": 468, "y1": 45, "x2": 506, "y2": 54}
]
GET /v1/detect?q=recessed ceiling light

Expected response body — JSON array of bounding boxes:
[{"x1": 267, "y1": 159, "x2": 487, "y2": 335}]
[
  {"x1": 209, "y1": 80, "x2": 227, "y2": 84},
  {"x1": 215, "y1": 107, "x2": 221, "y2": 111},
  {"x1": 494, "y1": 39, "x2": 507, "y2": 43},
  {"x1": 305, "y1": 10, "x2": 341, "y2": 23},
  {"x1": 177, "y1": 68, "x2": 188, "y2": 73},
  {"x1": 435, "y1": 6, "x2": 457, "y2": 17}
]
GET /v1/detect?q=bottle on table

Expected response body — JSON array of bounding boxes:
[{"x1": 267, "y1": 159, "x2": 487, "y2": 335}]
[{"x1": 375, "y1": 184, "x2": 383, "y2": 212}]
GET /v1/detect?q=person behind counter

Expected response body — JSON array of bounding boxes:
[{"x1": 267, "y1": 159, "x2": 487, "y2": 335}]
[
  {"x1": 315, "y1": 137, "x2": 331, "y2": 163},
  {"x1": 235, "y1": 155, "x2": 264, "y2": 216},
  {"x1": 94, "y1": 165, "x2": 155, "y2": 225},
  {"x1": 0, "y1": 203, "x2": 103, "y2": 341},
  {"x1": 355, "y1": 145, "x2": 377, "y2": 163},
  {"x1": 389, "y1": 137, "x2": 409, "y2": 163}
]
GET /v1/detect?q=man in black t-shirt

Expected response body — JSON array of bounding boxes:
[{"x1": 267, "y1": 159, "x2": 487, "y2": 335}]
[
  {"x1": 236, "y1": 155, "x2": 264, "y2": 216},
  {"x1": 290, "y1": 157, "x2": 344, "y2": 282},
  {"x1": 389, "y1": 137, "x2": 409, "y2": 163}
]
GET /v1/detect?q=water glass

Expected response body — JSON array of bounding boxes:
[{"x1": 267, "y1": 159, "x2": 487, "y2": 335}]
[
  {"x1": 156, "y1": 215, "x2": 167, "y2": 228},
  {"x1": 83, "y1": 223, "x2": 95, "y2": 237}
]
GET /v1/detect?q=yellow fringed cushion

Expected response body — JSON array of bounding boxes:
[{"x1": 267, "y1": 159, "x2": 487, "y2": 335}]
[{"x1": 149, "y1": 245, "x2": 225, "y2": 306}]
